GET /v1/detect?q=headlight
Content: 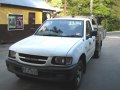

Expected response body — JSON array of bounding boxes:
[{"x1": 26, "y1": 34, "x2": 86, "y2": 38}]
[
  {"x1": 52, "y1": 57, "x2": 73, "y2": 65},
  {"x1": 8, "y1": 50, "x2": 16, "y2": 59}
]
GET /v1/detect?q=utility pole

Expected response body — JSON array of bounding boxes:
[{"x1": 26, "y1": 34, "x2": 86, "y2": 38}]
[
  {"x1": 90, "y1": 0, "x2": 93, "y2": 15},
  {"x1": 44, "y1": 0, "x2": 48, "y2": 2},
  {"x1": 64, "y1": 0, "x2": 67, "y2": 16}
]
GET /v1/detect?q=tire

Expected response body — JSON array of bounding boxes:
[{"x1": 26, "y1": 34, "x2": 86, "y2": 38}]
[
  {"x1": 101, "y1": 41, "x2": 102, "y2": 47},
  {"x1": 71, "y1": 60, "x2": 84, "y2": 89},
  {"x1": 94, "y1": 45, "x2": 101, "y2": 58},
  {"x1": 16, "y1": 74, "x2": 30, "y2": 80}
]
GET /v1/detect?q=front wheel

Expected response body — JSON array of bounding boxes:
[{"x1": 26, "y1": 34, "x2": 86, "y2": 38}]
[
  {"x1": 71, "y1": 60, "x2": 83, "y2": 89},
  {"x1": 16, "y1": 74, "x2": 30, "y2": 80}
]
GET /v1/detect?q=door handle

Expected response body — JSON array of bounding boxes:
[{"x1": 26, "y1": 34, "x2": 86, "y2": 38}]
[{"x1": 89, "y1": 42, "x2": 91, "y2": 45}]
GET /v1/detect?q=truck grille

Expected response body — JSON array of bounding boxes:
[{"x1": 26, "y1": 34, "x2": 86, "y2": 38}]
[{"x1": 19, "y1": 53, "x2": 48, "y2": 64}]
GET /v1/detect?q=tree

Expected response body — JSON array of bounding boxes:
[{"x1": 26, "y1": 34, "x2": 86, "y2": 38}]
[
  {"x1": 67, "y1": 0, "x2": 120, "y2": 31},
  {"x1": 44, "y1": 0, "x2": 52, "y2": 2},
  {"x1": 93, "y1": 0, "x2": 113, "y2": 16},
  {"x1": 102, "y1": 0, "x2": 120, "y2": 31},
  {"x1": 48, "y1": 0, "x2": 63, "y2": 8},
  {"x1": 67, "y1": 0, "x2": 113, "y2": 16},
  {"x1": 112, "y1": 0, "x2": 120, "y2": 19},
  {"x1": 67, "y1": 0, "x2": 90, "y2": 15},
  {"x1": 45, "y1": 0, "x2": 120, "y2": 31}
]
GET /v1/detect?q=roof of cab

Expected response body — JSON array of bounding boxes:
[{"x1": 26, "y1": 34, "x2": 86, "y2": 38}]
[{"x1": 48, "y1": 16, "x2": 91, "y2": 21}]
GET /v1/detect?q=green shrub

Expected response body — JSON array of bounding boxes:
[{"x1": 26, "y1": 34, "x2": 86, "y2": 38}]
[{"x1": 102, "y1": 17, "x2": 120, "y2": 31}]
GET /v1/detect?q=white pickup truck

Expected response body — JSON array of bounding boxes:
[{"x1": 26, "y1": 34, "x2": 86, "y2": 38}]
[{"x1": 6, "y1": 16, "x2": 105, "y2": 89}]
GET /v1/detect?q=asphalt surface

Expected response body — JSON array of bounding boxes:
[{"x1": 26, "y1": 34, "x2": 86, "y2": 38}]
[{"x1": 0, "y1": 31, "x2": 120, "y2": 90}]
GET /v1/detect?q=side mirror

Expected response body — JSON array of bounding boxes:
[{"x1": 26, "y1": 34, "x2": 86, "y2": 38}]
[{"x1": 91, "y1": 31, "x2": 97, "y2": 36}]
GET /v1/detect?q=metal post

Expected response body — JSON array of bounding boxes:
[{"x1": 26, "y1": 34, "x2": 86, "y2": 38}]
[
  {"x1": 64, "y1": 0, "x2": 67, "y2": 16},
  {"x1": 44, "y1": 0, "x2": 48, "y2": 2},
  {"x1": 90, "y1": 0, "x2": 93, "y2": 15}
]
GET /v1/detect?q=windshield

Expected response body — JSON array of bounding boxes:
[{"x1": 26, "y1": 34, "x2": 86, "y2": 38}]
[{"x1": 35, "y1": 19, "x2": 84, "y2": 37}]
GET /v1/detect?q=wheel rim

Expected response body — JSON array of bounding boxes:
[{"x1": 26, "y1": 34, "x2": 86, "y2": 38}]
[{"x1": 76, "y1": 66, "x2": 82, "y2": 86}]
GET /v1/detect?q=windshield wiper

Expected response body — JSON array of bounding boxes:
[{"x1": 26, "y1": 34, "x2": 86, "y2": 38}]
[
  {"x1": 42, "y1": 34, "x2": 61, "y2": 36},
  {"x1": 36, "y1": 33, "x2": 62, "y2": 37},
  {"x1": 63, "y1": 35, "x2": 82, "y2": 37}
]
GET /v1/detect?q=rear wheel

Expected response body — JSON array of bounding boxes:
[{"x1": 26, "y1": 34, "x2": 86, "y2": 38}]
[
  {"x1": 94, "y1": 45, "x2": 101, "y2": 58},
  {"x1": 71, "y1": 60, "x2": 83, "y2": 89}
]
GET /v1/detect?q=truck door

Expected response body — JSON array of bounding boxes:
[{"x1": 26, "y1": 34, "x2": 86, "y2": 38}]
[{"x1": 85, "y1": 21, "x2": 95, "y2": 62}]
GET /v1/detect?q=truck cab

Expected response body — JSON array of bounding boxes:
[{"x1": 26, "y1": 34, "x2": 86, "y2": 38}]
[{"x1": 6, "y1": 17, "x2": 97, "y2": 89}]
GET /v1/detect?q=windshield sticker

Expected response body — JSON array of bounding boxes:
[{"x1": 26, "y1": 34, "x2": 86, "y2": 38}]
[
  {"x1": 69, "y1": 21, "x2": 82, "y2": 26},
  {"x1": 76, "y1": 33, "x2": 81, "y2": 35}
]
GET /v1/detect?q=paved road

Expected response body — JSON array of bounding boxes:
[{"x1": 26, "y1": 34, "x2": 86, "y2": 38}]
[{"x1": 0, "y1": 31, "x2": 120, "y2": 90}]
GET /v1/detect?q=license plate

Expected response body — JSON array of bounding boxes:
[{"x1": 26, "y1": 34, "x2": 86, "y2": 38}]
[{"x1": 22, "y1": 67, "x2": 38, "y2": 75}]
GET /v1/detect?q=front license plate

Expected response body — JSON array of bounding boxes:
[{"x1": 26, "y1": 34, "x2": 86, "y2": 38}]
[{"x1": 22, "y1": 67, "x2": 38, "y2": 75}]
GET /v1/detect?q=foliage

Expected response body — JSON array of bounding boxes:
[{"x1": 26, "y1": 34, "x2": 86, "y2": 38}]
[
  {"x1": 67, "y1": 0, "x2": 113, "y2": 16},
  {"x1": 93, "y1": 0, "x2": 113, "y2": 17},
  {"x1": 102, "y1": 16, "x2": 120, "y2": 31},
  {"x1": 67, "y1": 0, "x2": 120, "y2": 31},
  {"x1": 102, "y1": 0, "x2": 120, "y2": 31},
  {"x1": 46, "y1": 0, "x2": 120, "y2": 31},
  {"x1": 47, "y1": 0, "x2": 63, "y2": 8},
  {"x1": 112, "y1": 0, "x2": 120, "y2": 19},
  {"x1": 67, "y1": 0, "x2": 90, "y2": 15}
]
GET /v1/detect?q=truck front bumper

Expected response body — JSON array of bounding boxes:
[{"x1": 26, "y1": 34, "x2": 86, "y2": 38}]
[{"x1": 6, "y1": 59, "x2": 77, "y2": 81}]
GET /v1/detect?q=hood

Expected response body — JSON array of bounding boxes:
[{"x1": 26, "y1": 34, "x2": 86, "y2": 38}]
[{"x1": 10, "y1": 35, "x2": 82, "y2": 56}]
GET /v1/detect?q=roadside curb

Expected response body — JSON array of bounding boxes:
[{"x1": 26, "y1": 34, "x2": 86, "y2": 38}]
[{"x1": 107, "y1": 31, "x2": 120, "y2": 33}]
